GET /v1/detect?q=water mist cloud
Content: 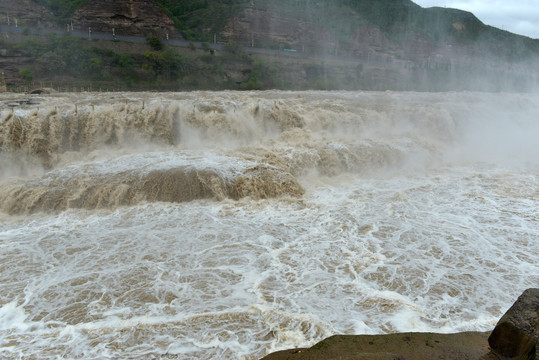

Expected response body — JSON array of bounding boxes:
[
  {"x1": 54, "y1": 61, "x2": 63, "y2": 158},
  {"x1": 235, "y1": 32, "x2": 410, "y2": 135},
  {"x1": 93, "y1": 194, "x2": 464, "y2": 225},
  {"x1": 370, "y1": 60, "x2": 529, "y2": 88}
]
[{"x1": 445, "y1": 94, "x2": 539, "y2": 166}]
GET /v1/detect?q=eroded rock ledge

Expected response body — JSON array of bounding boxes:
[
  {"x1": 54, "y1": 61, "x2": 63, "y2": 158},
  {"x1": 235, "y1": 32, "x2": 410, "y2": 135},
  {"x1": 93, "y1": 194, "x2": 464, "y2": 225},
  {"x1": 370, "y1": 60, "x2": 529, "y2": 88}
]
[{"x1": 261, "y1": 288, "x2": 538, "y2": 360}]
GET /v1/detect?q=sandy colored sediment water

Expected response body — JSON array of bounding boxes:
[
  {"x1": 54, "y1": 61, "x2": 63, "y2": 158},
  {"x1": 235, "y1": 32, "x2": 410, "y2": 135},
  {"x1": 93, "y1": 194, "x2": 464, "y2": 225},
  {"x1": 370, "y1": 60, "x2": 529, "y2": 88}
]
[{"x1": 1, "y1": 91, "x2": 537, "y2": 359}]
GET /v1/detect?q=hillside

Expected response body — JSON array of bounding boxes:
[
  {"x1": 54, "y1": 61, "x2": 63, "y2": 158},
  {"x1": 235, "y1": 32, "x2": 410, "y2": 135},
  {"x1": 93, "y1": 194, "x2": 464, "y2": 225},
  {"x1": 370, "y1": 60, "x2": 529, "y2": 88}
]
[
  {"x1": 1, "y1": 0, "x2": 538, "y2": 91},
  {"x1": 0, "y1": 0, "x2": 55, "y2": 28},
  {"x1": 28, "y1": 0, "x2": 539, "y2": 60}
]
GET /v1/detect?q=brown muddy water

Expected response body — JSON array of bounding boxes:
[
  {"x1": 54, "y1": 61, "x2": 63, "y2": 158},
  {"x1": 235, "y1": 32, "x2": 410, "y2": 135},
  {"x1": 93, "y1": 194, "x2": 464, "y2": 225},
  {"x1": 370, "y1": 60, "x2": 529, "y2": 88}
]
[{"x1": 0, "y1": 91, "x2": 538, "y2": 359}]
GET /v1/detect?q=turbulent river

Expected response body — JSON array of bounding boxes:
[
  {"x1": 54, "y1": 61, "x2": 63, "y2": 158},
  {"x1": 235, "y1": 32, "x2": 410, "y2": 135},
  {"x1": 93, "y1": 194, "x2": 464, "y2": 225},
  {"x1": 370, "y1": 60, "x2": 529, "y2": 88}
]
[{"x1": 0, "y1": 91, "x2": 537, "y2": 359}]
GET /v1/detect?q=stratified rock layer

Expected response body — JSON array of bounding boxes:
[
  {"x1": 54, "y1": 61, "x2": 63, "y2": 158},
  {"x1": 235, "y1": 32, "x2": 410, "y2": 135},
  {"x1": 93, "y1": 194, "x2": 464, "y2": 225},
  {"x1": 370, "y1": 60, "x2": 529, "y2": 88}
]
[
  {"x1": 0, "y1": 0, "x2": 54, "y2": 28},
  {"x1": 71, "y1": 0, "x2": 182, "y2": 39}
]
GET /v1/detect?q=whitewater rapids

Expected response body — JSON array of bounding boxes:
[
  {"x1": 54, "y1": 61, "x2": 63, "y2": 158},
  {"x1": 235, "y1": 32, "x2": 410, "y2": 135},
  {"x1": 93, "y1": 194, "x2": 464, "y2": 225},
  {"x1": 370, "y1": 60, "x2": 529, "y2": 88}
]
[{"x1": 0, "y1": 91, "x2": 538, "y2": 359}]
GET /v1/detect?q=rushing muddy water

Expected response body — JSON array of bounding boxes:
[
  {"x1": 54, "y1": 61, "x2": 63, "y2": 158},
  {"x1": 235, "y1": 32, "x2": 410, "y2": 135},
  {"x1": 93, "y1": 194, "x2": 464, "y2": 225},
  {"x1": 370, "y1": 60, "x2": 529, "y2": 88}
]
[{"x1": 0, "y1": 91, "x2": 538, "y2": 359}]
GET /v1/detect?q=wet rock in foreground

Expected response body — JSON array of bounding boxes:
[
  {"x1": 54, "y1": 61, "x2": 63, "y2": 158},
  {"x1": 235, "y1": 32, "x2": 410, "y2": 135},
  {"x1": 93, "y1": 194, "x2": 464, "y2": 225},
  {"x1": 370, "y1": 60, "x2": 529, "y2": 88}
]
[
  {"x1": 488, "y1": 288, "x2": 538, "y2": 360},
  {"x1": 261, "y1": 332, "x2": 492, "y2": 360},
  {"x1": 262, "y1": 288, "x2": 538, "y2": 360}
]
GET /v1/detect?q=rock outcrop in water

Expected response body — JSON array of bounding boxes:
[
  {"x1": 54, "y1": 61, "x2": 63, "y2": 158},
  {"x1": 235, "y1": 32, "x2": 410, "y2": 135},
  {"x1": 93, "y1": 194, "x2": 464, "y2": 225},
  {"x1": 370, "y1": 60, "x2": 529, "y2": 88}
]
[{"x1": 261, "y1": 288, "x2": 539, "y2": 360}]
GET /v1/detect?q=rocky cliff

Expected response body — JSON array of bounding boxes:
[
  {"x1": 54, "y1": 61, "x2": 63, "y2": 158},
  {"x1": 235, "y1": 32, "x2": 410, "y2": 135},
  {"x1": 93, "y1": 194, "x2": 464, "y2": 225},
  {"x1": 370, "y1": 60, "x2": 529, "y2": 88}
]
[
  {"x1": 71, "y1": 0, "x2": 183, "y2": 39},
  {"x1": 0, "y1": 0, "x2": 55, "y2": 28},
  {"x1": 1, "y1": 0, "x2": 538, "y2": 91},
  {"x1": 3, "y1": 0, "x2": 538, "y2": 65},
  {"x1": 220, "y1": 1, "x2": 538, "y2": 66},
  {"x1": 221, "y1": 5, "x2": 399, "y2": 58}
]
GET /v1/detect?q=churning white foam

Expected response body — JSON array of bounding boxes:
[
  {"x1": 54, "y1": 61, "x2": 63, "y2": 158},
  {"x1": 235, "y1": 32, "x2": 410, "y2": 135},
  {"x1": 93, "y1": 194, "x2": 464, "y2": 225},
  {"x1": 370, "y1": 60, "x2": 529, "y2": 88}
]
[{"x1": 0, "y1": 91, "x2": 538, "y2": 359}]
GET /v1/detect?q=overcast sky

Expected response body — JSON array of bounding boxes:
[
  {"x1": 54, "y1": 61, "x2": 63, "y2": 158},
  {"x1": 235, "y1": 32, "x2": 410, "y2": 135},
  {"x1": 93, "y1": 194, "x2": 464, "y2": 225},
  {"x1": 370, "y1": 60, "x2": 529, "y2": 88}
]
[{"x1": 413, "y1": 0, "x2": 539, "y2": 39}]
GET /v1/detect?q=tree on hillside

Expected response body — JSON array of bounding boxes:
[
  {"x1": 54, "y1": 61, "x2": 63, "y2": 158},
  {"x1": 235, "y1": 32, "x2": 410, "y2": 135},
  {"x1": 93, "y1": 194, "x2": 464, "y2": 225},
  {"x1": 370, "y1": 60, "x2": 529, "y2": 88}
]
[
  {"x1": 146, "y1": 36, "x2": 164, "y2": 51},
  {"x1": 37, "y1": 52, "x2": 67, "y2": 76},
  {"x1": 144, "y1": 49, "x2": 188, "y2": 80},
  {"x1": 19, "y1": 67, "x2": 34, "y2": 85}
]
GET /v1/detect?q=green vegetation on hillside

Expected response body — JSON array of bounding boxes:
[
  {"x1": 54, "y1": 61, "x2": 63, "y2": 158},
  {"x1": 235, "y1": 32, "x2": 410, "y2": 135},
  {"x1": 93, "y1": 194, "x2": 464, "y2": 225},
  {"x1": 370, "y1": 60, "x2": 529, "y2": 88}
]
[
  {"x1": 252, "y1": 0, "x2": 485, "y2": 43},
  {"x1": 7, "y1": 0, "x2": 537, "y2": 91},
  {"x1": 8, "y1": 33, "x2": 285, "y2": 90},
  {"x1": 30, "y1": 0, "x2": 250, "y2": 40},
  {"x1": 4, "y1": 31, "x2": 537, "y2": 92},
  {"x1": 15, "y1": 35, "x2": 110, "y2": 80},
  {"x1": 31, "y1": 0, "x2": 539, "y2": 60},
  {"x1": 155, "y1": 0, "x2": 250, "y2": 41},
  {"x1": 28, "y1": 0, "x2": 474, "y2": 42}
]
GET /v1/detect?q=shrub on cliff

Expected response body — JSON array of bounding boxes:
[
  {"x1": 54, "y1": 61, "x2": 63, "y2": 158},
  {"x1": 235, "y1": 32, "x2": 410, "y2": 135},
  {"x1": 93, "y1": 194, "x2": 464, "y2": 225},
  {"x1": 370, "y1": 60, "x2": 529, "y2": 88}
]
[
  {"x1": 112, "y1": 53, "x2": 135, "y2": 77},
  {"x1": 144, "y1": 49, "x2": 189, "y2": 80},
  {"x1": 146, "y1": 36, "x2": 164, "y2": 51},
  {"x1": 19, "y1": 67, "x2": 34, "y2": 85},
  {"x1": 37, "y1": 51, "x2": 67, "y2": 76}
]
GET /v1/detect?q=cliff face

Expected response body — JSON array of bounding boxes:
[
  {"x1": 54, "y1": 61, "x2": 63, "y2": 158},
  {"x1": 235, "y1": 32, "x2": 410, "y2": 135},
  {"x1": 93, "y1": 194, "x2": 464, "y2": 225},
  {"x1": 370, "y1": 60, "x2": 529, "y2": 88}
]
[
  {"x1": 0, "y1": 0, "x2": 182, "y2": 39},
  {"x1": 0, "y1": 0, "x2": 55, "y2": 28},
  {"x1": 1, "y1": 0, "x2": 538, "y2": 91},
  {"x1": 219, "y1": 1, "x2": 539, "y2": 65},
  {"x1": 3, "y1": 0, "x2": 537, "y2": 65},
  {"x1": 221, "y1": 5, "x2": 398, "y2": 58},
  {"x1": 71, "y1": 0, "x2": 183, "y2": 40},
  {"x1": 222, "y1": 6, "x2": 335, "y2": 53},
  {"x1": 220, "y1": 3, "x2": 465, "y2": 62}
]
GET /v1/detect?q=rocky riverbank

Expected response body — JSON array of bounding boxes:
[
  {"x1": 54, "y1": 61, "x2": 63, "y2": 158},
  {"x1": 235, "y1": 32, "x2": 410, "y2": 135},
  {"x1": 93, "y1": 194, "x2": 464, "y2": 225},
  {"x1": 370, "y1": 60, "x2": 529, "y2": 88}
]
[{"x1": 261, "y1": 289, "x2": 538, "y2": 360}]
